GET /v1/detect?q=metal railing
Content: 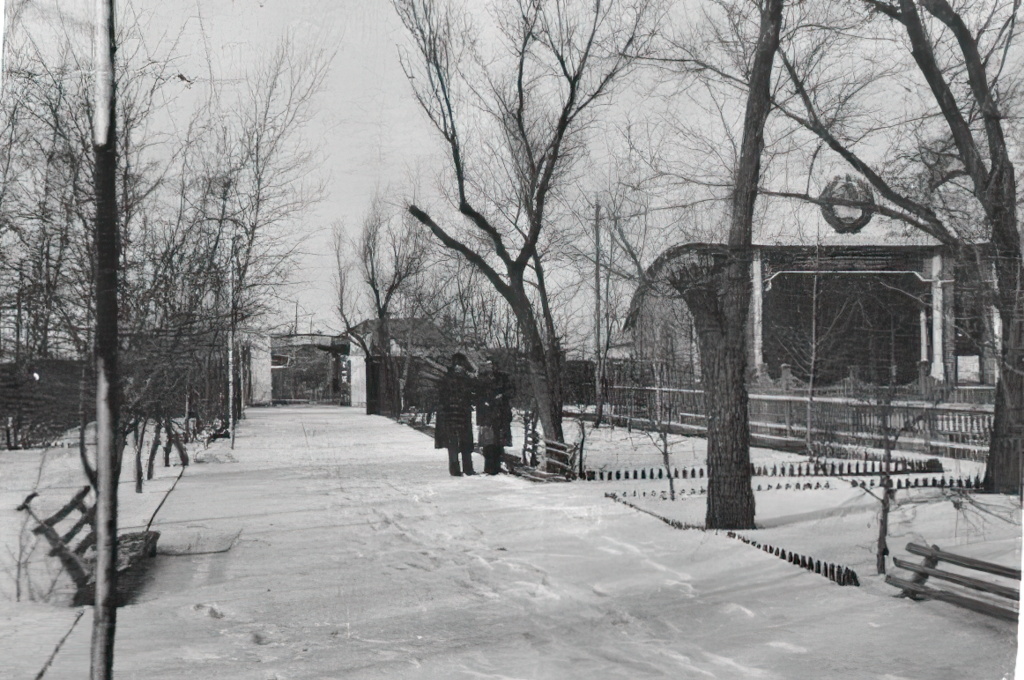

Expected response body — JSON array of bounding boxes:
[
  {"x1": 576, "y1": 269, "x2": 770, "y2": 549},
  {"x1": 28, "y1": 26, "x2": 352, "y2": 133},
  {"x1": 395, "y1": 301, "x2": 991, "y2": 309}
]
[{"x1": 600, "y1": 384, "x2": 995, "y2": 460}]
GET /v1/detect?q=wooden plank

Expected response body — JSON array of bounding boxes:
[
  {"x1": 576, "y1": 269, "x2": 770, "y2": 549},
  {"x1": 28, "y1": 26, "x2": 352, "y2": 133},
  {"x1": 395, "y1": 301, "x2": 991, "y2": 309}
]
[
  {"x1": 906, "y1": 543, "x2": 1021, "y2": 581},
  {"x1": 886, "y1": 575, "x2": 1019, "y2": 622},
  {"x1": 516, "y1": 468, "x2": 570, "y2": 483},
  {"x1": 544, "y1": 457, "x2": 573, "y2": 472},
  {"x1": 893, "y1": 557, "x2": 1020, "y2": 601},
  {"x1": 34, "y1": 486, "x2": 91, "y2": 531},
  {"x1": 543, "y1": 440, "x2": 572, "y2": 454},
  {"x1": 60, "y1": 504, "x2": 96, "y2": 545}
]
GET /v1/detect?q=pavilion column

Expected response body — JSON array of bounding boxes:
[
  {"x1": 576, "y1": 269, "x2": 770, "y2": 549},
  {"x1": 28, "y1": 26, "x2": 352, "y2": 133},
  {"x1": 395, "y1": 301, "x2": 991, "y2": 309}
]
[
  {"x1": 992, "y1": 306, "x2": 1002, "y2": 381},
  {"x1": 750, "y1": 249, "x2": 765, "y2": 376},
  {"x1": 919, "y1": 309, "x2": 929, "y2": 363},
  {"x1": 930, "y1": 254, "x2": 946, "y2": 381}
]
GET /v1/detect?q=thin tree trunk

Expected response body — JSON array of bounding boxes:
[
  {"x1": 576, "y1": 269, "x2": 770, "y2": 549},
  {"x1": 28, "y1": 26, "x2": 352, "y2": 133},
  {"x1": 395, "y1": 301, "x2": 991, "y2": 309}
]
[
  {"x1": 91, "y1": 0, "x2": 119, "y2": 675},
  {"x1": 877, "y1": 393, "x2": 894, "y2": 575},
  {"x1": 166, "y1": 418, "x2": 189, "y2": 467},
  {"x1": 662, "y1": 430, "x2": 676, "y2": 501},
  {"x1": 806, "y1": 272, "x2": 819, "y2": 451},
  {"x1": 78, "y1": 357, "x2": 96, "y2": 489},
  {"x1": 147, "y1": 420, "x2": 163, "y2": 481},
  {"x1": 133, "y1": 419, "x2": 147, "y2": 494},
  {"x1": 183, "y1": 391, "x2": 191, "y2": 443}
]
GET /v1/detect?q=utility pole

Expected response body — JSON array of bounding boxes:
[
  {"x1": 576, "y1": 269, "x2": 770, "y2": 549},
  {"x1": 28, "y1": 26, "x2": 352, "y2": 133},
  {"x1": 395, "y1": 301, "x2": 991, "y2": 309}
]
[
  {"x1": 223, "y1": 177, "x2": 236, "y2": 450},
  {"x1": 91, "y1": 0, "x2": 120, "y2": 677},
  {"x1": 228, "y1": 234, "x2": 236, "y2": 448},
  {"x1": 594, "y1": 200, "x2": 603, "y2": 425},
  {"x1": 14, "y1": 263, "x2": 22, "y2": 362}
]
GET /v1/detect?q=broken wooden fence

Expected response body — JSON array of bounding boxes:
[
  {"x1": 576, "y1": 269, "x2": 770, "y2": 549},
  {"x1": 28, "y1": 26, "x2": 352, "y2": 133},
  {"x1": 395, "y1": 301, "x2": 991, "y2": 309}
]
[{"x1": 886, "y1": 543, "x2": 1020, "y2": 622}]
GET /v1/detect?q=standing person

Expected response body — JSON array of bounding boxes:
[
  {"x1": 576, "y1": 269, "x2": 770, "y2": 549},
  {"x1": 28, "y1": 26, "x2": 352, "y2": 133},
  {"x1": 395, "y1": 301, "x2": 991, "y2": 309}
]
[
  {"x1": 477, "y1": 360, "x2": 514, "y2": 475},
  {"x1": 434, "y1": 353, "x2": 476, "y2": 476}
]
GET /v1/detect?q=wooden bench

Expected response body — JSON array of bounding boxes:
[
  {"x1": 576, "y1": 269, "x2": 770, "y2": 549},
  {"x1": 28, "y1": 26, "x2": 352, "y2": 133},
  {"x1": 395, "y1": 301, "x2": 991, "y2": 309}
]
[
  {"x1": 886, "y1": 542, "x2": 1020, "y2": 622},
  {"x1": 513, "y1": 436, "x2": 580, "y2": 482},
  {"x1": 542, "y1": 440, "x2": 580, "y2": 478},
  {"x1": 18, "y1": 487, "x2": 159, "y2": 606}
]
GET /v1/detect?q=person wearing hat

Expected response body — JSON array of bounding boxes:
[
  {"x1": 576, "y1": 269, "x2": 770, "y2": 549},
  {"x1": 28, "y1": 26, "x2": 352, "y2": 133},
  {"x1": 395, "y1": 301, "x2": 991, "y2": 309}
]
[{"x1": 434, "y1": 353, "x2": 477, "y2": 476}]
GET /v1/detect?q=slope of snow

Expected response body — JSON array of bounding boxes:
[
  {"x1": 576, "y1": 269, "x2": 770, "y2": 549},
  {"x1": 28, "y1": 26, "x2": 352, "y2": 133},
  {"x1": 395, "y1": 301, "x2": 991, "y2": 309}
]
[{"x1": 0, "y1": 406, "x2": 1018, "y2": 679}]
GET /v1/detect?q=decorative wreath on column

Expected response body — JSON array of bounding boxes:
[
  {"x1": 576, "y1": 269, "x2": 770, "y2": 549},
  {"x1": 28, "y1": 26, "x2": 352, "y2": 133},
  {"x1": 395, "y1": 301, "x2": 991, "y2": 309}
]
[{"x1": 820, "y1": 174, "x2": 876, "y2": 234}]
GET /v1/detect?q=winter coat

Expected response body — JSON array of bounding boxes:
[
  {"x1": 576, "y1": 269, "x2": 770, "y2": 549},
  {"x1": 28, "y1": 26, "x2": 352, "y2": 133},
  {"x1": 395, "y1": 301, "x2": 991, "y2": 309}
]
[
  {"x1": 476, "y1": 370, "x2": 513, "y2": 448},
  {"x1": 434, "y1": 368, "x2": 475, "y2": 454}
]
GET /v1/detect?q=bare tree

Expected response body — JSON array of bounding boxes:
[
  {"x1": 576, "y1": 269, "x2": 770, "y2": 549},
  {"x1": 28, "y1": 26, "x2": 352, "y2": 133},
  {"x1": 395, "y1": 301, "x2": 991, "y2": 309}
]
[
  {"x1": 393, "y1": 0, "x2": 660, "y2": 451},
  {"x1": 635, "y1": 0, "x2": 784, "y2": 528},
  {"x1": 773, "y1": 0, "x2": 1024, "y2": 492},
  {"x1": 335, "y1": 195, "x2": 430, "y2": 354},
  {"x1": 335, "y1": 195, "x2": 432, "y2": 412}
]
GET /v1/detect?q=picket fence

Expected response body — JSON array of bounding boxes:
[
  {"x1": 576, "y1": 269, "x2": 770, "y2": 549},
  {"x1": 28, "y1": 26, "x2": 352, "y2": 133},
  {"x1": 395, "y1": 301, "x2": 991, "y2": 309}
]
[{"x1": 725, "y1": 532, "x2": 860, "y2": 587}]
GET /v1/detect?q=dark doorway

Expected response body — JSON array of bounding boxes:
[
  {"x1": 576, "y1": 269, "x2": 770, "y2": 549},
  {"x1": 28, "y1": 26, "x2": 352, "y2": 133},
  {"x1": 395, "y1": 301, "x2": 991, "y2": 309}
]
[{"x1": 763, "y1": 272, "x2": 926, "y2": 386}]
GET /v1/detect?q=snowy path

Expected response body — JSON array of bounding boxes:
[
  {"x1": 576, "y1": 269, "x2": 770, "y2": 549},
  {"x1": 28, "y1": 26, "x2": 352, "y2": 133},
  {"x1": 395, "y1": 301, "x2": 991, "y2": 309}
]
[{"x1": 3, "y1": 406, "x2": 1018, "y2": 679}]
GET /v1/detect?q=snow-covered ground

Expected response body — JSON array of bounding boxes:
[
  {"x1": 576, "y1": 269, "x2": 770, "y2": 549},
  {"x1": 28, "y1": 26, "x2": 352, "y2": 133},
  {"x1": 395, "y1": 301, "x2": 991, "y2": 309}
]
[{"x1": 0, "y1": 406, "x2": 1019, "y2": 679}]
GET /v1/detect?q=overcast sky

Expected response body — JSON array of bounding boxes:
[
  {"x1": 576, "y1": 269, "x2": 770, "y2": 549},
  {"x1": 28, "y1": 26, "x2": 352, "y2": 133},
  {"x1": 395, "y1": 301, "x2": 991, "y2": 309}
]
[
  {"x1": 10, "y1": 0, "x2": 440, "y2": 332},
  {"x1": 179, "y1": 1, "x2": 439, "y2": 332}
]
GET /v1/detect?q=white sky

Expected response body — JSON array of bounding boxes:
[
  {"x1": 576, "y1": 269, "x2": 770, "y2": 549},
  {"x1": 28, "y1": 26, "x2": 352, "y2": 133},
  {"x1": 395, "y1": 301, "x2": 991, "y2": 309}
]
[
  {"x1": 174, "y1": 0, "x2": 440, "y2": 331},
  {"x1": 8, "y1": 0, "x2": 441, "y2": 332}
]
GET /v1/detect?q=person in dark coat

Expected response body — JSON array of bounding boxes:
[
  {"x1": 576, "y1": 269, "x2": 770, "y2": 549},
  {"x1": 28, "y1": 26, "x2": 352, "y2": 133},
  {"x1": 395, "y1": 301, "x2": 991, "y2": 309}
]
[
  {"x1": 476, "y1": 361, "x2": 513, "y2": 475},
  {"x1": 434, "y1": 353, "x2": 477, "y2": 476}
]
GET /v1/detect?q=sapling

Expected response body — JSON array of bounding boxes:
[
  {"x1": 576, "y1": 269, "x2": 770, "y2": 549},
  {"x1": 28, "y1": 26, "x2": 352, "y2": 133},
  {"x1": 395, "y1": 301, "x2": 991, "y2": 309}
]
[{"x1": 644, "y1": 365, "x2": 677, "y2": 500}]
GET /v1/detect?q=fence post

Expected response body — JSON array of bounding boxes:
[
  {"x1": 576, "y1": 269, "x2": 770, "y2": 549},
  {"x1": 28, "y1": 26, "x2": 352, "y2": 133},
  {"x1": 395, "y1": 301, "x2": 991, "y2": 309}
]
[{"x1": 780, "y1": 365, "x2": 794, "y2": 437}]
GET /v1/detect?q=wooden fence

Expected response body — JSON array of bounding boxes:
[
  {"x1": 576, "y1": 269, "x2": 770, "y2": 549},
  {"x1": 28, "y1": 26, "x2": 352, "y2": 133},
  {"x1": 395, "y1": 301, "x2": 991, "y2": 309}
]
[{"x1": 601, "y1": 385, "x2": 995, "y2": 460}]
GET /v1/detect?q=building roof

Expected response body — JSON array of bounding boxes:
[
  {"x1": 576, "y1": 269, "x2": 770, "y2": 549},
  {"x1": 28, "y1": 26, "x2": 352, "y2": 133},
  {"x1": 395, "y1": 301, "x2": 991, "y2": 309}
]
[
  {"x1": 348, "y1": 318, "x2": 452, "y2": 353},
  {"x1": 271, "y1": 333, "x2": 349, "y2": 352},
  {"x1": 751, "y1": 194, "x2": 942, "y2": 248}
]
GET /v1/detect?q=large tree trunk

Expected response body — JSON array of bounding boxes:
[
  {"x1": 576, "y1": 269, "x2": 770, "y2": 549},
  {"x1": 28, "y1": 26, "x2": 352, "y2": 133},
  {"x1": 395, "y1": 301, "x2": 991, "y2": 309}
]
[
  {"x1": 509, "y1": 286, "x2": 564, "y2": 456},
  {"x1": 693, "y1": 294, "x2": 756, "y2": 529},
  {"x1": 984, "y1": 189, "x2": 1024, "y2": 492},
  {"x1": 695, "y1": 0, "x2": 782, "y2": 529},
  {"x1": 897, "y1": 0, "x2": 1023, "y2": 494},
  {"x1": 522, "y1": 325, "x2": 564, "y2": 449},
  {"x1": 985, "y1": 299, "x2": 1024, "y2": 493}
]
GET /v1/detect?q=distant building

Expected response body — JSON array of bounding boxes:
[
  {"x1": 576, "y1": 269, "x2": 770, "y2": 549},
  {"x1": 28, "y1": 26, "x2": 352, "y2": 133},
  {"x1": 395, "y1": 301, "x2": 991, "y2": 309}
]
[
  {"x1": 346, "y1": 319, "x2": 453, "y2": 415},
  {"x1": 269, "y1": 333, "x2": 350, "y2": 405}
]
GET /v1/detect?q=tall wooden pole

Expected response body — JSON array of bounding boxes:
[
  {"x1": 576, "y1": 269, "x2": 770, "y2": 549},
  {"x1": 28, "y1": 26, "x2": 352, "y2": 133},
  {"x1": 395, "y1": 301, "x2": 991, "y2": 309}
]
[
  {"x1": 91, "y1": 0, "x2": 119, "y2": 678},
  {"x1": 229, "y1": 226, "x2": 236, "y2": 448},
  {"x1": 593, "y1": 201, "x2": 602, "y2": 423},
  {"x1": 216, "y1": 177, "x2": 236, "y2": 449}
]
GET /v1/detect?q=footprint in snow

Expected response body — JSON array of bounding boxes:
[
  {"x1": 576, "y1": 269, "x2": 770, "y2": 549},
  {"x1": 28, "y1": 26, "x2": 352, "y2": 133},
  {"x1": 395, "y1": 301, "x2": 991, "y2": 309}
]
[{"x1": 191, "y1": 603, "x2": 224, "y2": 619}]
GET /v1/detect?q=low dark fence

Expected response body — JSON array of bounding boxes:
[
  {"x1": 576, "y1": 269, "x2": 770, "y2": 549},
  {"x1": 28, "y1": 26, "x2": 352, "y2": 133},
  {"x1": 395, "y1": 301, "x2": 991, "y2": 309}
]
[
  {"x1": 604, "y1": 491, "x2": 861, "y2": 587},
  {"x1": 725, "y1": 532, "x2": 860, "y2": 587},
  {"x1": 606, "y1": 475, "x2": 981, "y2": 495},
  {"x1": 590, "y1": 458, "x2": 941, "y2": 483}
]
